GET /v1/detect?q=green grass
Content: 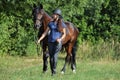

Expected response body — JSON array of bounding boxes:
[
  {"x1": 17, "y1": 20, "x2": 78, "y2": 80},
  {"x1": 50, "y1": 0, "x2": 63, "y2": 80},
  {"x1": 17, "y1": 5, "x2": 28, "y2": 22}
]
[{"x1": 0, "y1": 56, "x2": 120, "y2": 80}]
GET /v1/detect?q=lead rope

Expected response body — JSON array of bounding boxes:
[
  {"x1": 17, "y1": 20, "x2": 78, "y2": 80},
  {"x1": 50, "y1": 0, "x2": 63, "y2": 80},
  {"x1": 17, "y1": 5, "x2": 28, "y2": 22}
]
[{"x1": 34, "y1": 29, "x2": 42, "y2": 56}]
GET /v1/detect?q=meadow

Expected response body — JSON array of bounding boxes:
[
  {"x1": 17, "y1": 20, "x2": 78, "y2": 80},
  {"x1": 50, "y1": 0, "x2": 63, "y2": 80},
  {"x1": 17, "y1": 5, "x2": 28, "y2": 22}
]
[{"x1": 0, "y1": 55, "x2": 120, "y2": 80}]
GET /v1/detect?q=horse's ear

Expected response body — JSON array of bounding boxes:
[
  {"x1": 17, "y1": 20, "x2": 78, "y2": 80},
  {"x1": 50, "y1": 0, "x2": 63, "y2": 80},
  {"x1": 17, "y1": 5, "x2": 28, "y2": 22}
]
[
  {"x1": 33, "y1": 3, "x2": 37, "y2": 8},
  {"x1": 40, "y1": 4, "x2": 43, "y2": 9}
]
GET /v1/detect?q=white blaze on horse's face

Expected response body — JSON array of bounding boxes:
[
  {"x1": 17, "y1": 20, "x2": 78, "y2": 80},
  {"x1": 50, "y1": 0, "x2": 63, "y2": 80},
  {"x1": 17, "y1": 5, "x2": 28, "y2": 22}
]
[
  {"x1": 35, "y1": 10, "x2": 43, "y2": 29},
  {"x1": 36, "y1": 13, "x2": 42, "y2": 25}
]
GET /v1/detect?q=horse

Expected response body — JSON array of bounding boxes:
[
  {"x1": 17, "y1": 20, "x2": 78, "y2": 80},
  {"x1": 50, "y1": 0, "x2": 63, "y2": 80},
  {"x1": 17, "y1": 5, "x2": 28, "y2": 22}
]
[{"x1": 32, "y1": 4, "x2": 79, "y2": 74}]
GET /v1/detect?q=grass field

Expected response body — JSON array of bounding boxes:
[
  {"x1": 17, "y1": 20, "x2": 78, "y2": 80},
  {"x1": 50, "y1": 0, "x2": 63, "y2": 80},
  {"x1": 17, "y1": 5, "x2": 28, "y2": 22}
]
[{"x1": 0, "y1": 55, "x2": 120, "y2": 80}]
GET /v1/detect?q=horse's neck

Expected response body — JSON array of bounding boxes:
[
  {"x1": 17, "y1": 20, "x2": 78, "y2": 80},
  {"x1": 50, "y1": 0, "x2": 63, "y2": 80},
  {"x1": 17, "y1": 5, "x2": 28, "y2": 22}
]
[
  {"x1": 43, "y1": 12, "x2": 52, "y2": 30},
  {"x1": 57, "y1": 19, "x2": 64, "y2": 32}
]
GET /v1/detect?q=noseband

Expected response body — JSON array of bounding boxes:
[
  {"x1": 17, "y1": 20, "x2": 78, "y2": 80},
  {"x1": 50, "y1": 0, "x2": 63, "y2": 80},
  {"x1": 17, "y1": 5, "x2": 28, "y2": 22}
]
[{"x1": 34, "y1": 13, "x2": 44, "y2": 29}]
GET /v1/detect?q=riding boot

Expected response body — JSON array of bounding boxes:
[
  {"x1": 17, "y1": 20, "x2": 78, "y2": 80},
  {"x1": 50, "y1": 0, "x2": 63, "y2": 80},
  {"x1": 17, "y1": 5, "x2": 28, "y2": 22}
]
[{"x1": 53, "y1": 61, "x2": 57, "y2": 73}]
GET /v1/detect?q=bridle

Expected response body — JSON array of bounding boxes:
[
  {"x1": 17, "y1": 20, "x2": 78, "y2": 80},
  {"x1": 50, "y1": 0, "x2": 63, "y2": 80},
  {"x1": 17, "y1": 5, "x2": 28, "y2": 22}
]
[
  {"x1": 33, "y1": 8, "x2": 44, "y2": 56},
  {"x1": 36, "y1": 16, "x2": 43, "y2": 27}
]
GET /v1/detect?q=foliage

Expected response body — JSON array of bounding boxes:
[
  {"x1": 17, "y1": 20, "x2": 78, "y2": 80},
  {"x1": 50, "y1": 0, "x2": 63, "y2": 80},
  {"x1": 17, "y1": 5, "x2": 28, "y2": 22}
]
[{"x1": 0, "y1": 0, "x2": 120, "y2": 58}]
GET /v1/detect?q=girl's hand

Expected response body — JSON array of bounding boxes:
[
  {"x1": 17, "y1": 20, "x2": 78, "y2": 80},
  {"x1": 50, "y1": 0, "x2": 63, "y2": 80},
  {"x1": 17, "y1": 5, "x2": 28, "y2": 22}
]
[
  {"x1": 37, "y1": 39, "x2": 41, "y2": 44},
  {"x1": 56, "y1": 38, "x2": 62, "y2": 43}
]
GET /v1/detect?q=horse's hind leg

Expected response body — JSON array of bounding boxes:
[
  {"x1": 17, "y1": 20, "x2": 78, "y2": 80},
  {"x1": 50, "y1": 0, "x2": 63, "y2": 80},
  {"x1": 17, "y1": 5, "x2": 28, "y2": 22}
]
[
  {"x1": 61, "y1": 54, "x2": 70, "y2": 74},
  {"x1": 71, "y1": 41, "x2": 77, "y2": 73},
  {"x1": 61, "y1": 43, "x2": 73, "y2": 74},
  {"x1": 71, "y1": 47, "x2": 76, "y2": 73}
]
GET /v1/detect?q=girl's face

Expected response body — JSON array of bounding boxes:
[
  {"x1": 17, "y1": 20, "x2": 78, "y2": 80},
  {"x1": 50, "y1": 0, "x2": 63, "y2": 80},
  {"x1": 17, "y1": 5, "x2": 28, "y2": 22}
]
[{"x1": 52, "y1": 14, "x2": 59, "y2": 21}]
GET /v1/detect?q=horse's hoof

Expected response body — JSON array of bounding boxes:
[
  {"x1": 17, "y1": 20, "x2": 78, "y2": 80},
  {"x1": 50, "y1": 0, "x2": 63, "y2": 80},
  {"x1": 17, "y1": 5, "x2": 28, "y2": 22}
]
[
  {"x1": 61, "y1": 71, "x2": 64, "y2": 74},
  {"x1": 72, "y1": 70, "x2": 76, "y2": 73},
  {"x1": 43, "y1": 70, "x2": 47, "y2": 73}
]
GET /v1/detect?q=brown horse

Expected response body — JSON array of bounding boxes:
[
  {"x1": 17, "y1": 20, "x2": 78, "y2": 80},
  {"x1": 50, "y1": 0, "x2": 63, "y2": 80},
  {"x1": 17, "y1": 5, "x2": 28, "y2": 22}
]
[{"x1": 32, "y1": 4, "x2": 79, "y2": 74}]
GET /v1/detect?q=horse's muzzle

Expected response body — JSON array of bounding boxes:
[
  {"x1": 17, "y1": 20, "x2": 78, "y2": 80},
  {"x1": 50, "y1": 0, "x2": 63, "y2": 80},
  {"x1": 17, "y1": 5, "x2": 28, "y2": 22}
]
[{"x1": 34, "y1": 24, "x2": 42, "y2": 30}]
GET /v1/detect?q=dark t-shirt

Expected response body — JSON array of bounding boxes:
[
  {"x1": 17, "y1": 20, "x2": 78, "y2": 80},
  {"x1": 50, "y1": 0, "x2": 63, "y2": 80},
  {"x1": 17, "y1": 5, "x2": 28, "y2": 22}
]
[{"x1": 48, "y1": 21, "x2": 66, "y2": 42}]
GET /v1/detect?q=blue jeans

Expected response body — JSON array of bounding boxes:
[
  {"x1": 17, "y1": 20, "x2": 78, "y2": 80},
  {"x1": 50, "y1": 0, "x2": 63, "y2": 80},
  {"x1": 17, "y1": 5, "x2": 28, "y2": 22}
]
[{"x1": 48, "y1": 41, "x2": 62, "y2": 74}]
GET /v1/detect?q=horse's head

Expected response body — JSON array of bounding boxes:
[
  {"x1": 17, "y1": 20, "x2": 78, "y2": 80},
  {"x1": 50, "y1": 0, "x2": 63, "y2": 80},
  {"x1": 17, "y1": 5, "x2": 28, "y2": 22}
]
[{"x1": 32, "y1": 4, "x2": 44, "y2": 30}]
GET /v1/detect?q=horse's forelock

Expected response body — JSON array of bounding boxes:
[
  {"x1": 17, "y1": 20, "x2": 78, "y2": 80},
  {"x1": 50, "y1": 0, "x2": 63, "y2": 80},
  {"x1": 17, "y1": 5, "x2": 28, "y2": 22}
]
[
  {"x1": 40, "y1": 4, "x2": 43, "y2": 9},
  {"x1": 35, "y1": 7, "x2": 40, "y2": 13}
]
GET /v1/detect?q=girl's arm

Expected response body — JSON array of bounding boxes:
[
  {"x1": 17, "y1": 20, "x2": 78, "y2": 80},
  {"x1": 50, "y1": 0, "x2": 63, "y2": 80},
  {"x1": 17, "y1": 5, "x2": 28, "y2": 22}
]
[
  {"x1": 37, "y1": 27, "x2": 50, "y2": 43},
  {"x1": 57, "y1": 27, "x2": 66, "y2": 43}
]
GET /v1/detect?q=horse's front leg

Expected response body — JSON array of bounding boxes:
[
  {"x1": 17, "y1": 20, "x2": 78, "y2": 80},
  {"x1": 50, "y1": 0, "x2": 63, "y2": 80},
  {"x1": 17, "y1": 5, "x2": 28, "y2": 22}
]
[
  {"x1": 43, "y1": 51, "x2": 49, "y2": 72},
  {"x1": 42, "y1": 42, "x2": 49, "y2": 73}
]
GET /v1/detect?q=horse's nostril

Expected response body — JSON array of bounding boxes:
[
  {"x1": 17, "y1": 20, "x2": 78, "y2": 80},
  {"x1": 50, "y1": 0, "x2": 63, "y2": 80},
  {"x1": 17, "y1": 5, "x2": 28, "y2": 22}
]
[
  {"x1": 35, "y1": 24, "x2": 41, "y2": 29},
  {"x1": 34, "y1": 24, "x2": 38, "y2": 29},
  {"x1": 37, "y1": 25, "x2": 39, "y2": 28}
]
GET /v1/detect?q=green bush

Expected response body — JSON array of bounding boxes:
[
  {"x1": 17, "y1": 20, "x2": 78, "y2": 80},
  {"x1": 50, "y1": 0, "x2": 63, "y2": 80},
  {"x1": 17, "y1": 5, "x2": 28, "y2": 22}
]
[{"x1": 0, "y1": 0, "x2": 120, "y2": 59}]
